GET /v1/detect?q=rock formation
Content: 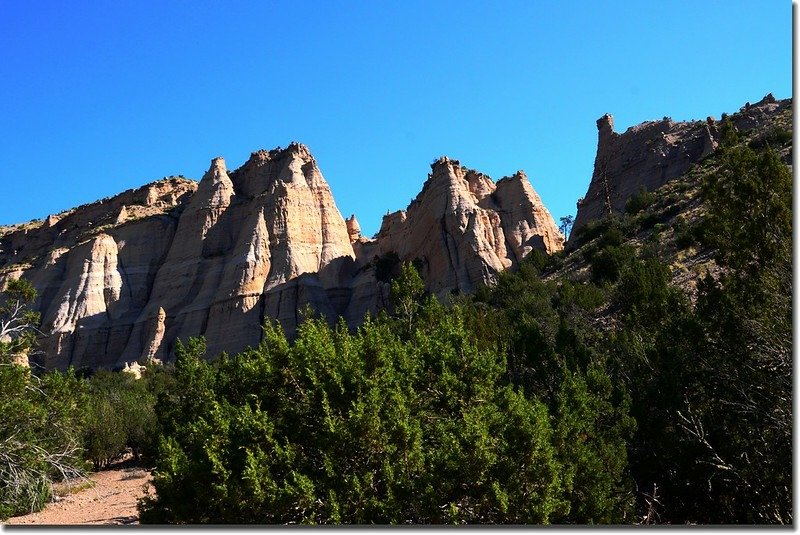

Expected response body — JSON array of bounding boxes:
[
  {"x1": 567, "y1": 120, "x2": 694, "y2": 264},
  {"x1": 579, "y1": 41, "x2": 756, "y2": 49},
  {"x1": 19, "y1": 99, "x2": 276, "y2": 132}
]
[
  {"x1": 366, "y1": 158, "x2": 563, "y2": 298},
  {"x1": 3, "y1": 94, "x2": 788, "y2": 370},
  {"x1": 345, "y1": 215, "x2": 361, "y2": 243},
  {"x1": 0, "y1": 145, "x2": 560, "y2": 370},
  {"x1": 570, "y1": 93, "x2": 791, "y2": 239}
]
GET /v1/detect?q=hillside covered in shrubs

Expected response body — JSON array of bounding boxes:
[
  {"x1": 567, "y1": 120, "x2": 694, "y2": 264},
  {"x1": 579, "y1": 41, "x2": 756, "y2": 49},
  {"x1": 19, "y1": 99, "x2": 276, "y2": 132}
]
[{"x1": 0, "y1": 116, "x2": 791, "y2": 524}]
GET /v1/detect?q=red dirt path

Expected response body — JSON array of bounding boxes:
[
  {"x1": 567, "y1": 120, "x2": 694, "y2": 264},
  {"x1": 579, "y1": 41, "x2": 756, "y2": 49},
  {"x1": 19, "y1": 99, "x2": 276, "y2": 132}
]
[{"x1": 4, "y1": 463, "x2": 152, "y2": 526}]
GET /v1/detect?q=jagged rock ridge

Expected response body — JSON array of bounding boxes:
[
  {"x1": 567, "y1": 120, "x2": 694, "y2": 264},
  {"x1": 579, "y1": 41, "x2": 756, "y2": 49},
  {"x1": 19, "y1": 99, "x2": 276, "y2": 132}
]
[
  {"x1": 571, "y1": 93, "x2": 791, "y2": 239},
  {"x1": 0, "y1": 145, "x2": 562, "y2": 370},
  {"x1": 357, "y1": 157, "x2": 563, "y2": 298}
]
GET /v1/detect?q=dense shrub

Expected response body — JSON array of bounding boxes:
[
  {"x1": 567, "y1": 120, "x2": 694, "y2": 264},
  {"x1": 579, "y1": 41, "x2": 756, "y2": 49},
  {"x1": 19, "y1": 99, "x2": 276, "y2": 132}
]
[
  {"x1": 140, "y1": 264, "x2": 635, "y2": 524},
  {"x1": 624, "y1": 187, "x2": 656, "y2": 214},
  {"x1": 0, "y1": 280, "x2": 89, "y2": 520},
  {"x1": 0, "y1": 365, "x2": 90, "y2": 520},
  {"x1": 590, "y1": 245, "x2": 636, "y2": 284},
  {"x1": 748, "y1": 126, "x2": 792, "y2": 150},
  {"x1": 141, "y1": 316, "x2": 567, "y2": 523},
  {"x1": 83, "y1": 370, "x2": 159, "y2": 469},
  {"x1": 672, "y1": 217, "x2": 699, "y2": 248},
  {"x1": 607, "y1": 142, "x2": 792, "y2": 524},
  {"x1": 684, "y1": 143, "x2": 791, "y2": 522}
]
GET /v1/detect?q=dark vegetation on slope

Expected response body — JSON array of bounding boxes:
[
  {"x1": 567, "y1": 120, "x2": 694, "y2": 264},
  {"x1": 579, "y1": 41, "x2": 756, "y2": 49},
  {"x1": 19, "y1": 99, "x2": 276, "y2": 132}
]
[{"x1": 0, "y1": 115, "x2": 791, "y2": 524}]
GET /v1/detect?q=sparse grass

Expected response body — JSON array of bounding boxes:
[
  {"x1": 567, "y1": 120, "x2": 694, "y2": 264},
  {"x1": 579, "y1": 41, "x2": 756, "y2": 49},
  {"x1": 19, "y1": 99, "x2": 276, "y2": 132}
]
[
  {"x1": 52, "y1": 477, "x2": 95, "y2": 497},
  {"x1": 0, "y1": 219, "x2": 45, "y2": 237},
  {"x1": 0, "y1": 262, "x2": 34, "y2": 274},
  {"x1": 121, "y1": 469, "x2": 148, "y2": 481},
  {"x1": 558, "y1": 136, "x2": 724, "y2": 290}
]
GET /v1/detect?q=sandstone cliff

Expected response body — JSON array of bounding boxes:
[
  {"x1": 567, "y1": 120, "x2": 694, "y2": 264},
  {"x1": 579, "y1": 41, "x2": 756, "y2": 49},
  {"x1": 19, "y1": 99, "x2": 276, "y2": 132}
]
[
  {"x1": 570, "y1": 93, "x2": 791, "y2": 240},
  {"x1": 0, "y1": 146, "x2": 560, "y2": 370},
  {"x1": 362, "y1": 158, "x2": 563, "y2": 299}
]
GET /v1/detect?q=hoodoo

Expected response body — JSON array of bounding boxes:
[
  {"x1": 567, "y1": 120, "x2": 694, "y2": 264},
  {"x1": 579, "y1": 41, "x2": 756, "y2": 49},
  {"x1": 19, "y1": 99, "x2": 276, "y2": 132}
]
[
  {"x1": 2, "y1": 94, "x2": 789, "y2": 371},
  {"x1": 0, "y1": 146, "x2": 560, "y2": 370}
]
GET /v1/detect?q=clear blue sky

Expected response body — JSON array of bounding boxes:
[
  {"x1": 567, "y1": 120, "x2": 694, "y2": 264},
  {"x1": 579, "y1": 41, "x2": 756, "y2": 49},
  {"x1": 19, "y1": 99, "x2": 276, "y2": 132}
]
[{"x1": 0, "y1": 1, "x2": 791, "y2": 236}]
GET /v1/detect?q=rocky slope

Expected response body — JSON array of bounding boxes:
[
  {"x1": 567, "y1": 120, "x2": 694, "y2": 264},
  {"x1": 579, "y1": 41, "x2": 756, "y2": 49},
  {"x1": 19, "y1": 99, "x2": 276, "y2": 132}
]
[
  {"x1": 0, "y1": 145, "x2": 562, "y2": 370},
  {"x1": 570, "y1": 93, "x2": 791, "y2": 240},
  {"x1": 560, "y1": 94, "x2": 792, "y2": 299}
]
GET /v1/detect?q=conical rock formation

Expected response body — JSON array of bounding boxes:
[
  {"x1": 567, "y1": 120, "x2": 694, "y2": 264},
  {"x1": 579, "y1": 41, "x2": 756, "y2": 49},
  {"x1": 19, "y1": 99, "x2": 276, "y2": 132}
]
[
  {"x1": 367, "y1": 157, "x2": 563, "y2": 298},
  {"x1": 1, "y1": 145, "x2": 562, "y2": 370}
]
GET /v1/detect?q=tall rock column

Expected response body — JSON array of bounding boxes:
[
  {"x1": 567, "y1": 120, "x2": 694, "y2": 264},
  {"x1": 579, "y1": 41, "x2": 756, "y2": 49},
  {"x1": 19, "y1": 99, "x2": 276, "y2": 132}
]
[
  {"x1": 120, "y1": 157, "x2": 235, "y2": 364},
  {"x1": 203, "y1": 208, "x2": 272, "y2": 357}
]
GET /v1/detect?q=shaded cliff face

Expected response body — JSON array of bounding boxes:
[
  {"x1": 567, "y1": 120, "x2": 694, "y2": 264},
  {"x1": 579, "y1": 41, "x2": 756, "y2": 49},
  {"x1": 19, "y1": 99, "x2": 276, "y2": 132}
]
[
  {"x1": 0, "y1": 145, "x2": 560, "y2": 370},
  {"x1": 570, "y1": 93, "x2": 791, "y2": 240}
]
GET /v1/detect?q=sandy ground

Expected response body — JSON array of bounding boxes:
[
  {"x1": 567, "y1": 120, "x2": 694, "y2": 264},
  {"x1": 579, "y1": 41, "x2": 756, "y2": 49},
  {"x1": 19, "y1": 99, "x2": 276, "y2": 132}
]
[{"x1": 4, "y1": 462, "x2": 153, "y2": 526}]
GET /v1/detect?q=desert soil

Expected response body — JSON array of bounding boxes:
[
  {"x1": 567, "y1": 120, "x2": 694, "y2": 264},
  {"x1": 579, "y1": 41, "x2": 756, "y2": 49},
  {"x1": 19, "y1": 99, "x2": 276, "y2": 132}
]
[{"x1": 4, "y1": 462, "x2": 153, "y2": 526}]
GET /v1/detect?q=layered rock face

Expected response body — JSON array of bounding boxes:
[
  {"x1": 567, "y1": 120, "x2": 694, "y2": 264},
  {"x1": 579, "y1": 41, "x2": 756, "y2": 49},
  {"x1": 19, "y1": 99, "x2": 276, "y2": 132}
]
[
  {"x1": 364, "y1": 158, "x2": 562, "y2": 299},
  {"x1": 571, "y1": 93, "x2": 791, "y2": 238},
  {"x1": 0, "y1": 145, "x2": 560, "y2": 370}
]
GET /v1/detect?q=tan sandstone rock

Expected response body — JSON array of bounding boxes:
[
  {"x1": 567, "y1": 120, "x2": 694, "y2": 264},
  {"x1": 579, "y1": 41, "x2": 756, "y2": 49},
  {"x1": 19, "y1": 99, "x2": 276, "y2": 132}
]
[
  {"x1": 345, "y1": 215, "x2": 361, "y2": 242},
  {"x1": 366, "y1": 157, "x2": 562, "y2": 298},
  {"x1": 122, "y1": 361, "x2": 146, "y2": 379},
  {"x1": 3, "y1": 144, "x2": 561, "y2": 370}
]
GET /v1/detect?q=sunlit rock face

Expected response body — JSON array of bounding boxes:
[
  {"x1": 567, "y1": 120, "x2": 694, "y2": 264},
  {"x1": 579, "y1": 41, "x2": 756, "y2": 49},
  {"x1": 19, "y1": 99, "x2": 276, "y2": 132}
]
[
  {"x1": 0, "y1": 144, "x2": 561, "y2": 370},
  {"x1": 365, "y1": 157, "x2": 562, "y2": 299}
]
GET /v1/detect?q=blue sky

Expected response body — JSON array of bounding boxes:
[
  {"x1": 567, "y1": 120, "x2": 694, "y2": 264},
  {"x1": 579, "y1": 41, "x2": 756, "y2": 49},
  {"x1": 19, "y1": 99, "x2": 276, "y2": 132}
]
[{"x1": 0, "y1": 1, "x2": 791, "y2": 236}]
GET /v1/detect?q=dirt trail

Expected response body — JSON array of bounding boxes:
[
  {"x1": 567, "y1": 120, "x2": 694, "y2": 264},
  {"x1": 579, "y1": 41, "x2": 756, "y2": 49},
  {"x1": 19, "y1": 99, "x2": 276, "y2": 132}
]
[{"x1": 4, "y1": 463, "x2": 153, "y2": 526}]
